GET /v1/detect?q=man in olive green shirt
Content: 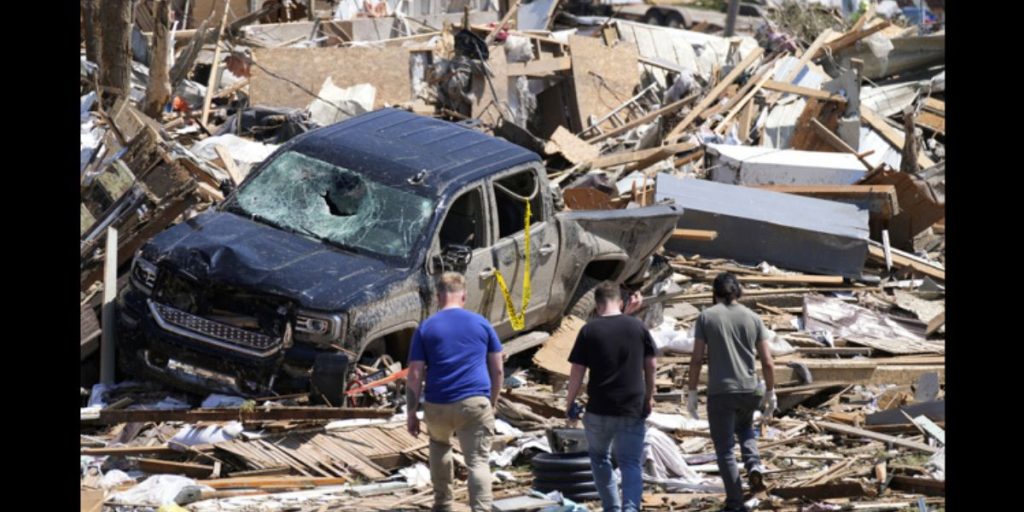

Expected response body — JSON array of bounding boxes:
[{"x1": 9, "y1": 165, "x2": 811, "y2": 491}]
[{"x1": 686, "y1": 272, "x2": 776, "y2": 512}]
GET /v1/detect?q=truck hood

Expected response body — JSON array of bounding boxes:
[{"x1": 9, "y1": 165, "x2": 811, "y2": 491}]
[{"x1": 142, "y1": 210, "x2": 411, "y2": 311}]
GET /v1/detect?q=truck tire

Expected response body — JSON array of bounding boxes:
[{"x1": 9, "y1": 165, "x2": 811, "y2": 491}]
[
  {"x1": 643, "y1": 9, "x2": 664, "y2": 26},
  {"x1": 532, "y1": 468, "x2": 594, "y2": 482},
  {"x1": 533, "y1": 479, "x2": 598, "y2": 494},
  {"x1": 664, "y1": 11, "x2": 685, "y2": 28},
  {"x1": 531, "y1": 452, "x2": 592, "y2": 472},
  {"x1": 567, "y1": 276, "x2": 601, "y2": 319}
]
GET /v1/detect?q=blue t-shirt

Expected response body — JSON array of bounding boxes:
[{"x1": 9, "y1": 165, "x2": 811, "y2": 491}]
[{"x1": 408, "y1": 308, "x2": 502, "y2": 404}]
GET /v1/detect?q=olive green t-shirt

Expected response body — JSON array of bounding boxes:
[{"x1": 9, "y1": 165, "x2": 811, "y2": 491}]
[{"x1": 694, "y1": 303, "x2": 768, "y2": 395}]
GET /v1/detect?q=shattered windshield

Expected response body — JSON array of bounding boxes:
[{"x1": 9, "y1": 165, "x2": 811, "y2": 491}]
[{"x1": 234, "y1": 150, "x2": 434, "y2": 261}]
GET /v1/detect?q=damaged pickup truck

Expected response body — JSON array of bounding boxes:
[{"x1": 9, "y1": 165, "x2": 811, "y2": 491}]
[{"x1": 118, "y1": 108, "x2": 682, "y2": 400}]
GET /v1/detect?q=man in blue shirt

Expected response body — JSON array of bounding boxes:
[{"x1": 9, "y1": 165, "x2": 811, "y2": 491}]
[{"x1": 406, "y1": 272, "x2": 504, "y2": 512}]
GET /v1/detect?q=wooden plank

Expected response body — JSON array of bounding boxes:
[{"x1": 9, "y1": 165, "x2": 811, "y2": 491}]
[
  {"x1": 860, "y1": 105, "x2": 936, "y2": 168},
  {"x1": 867, "y1": 245, "x2": 944, "y2": 281},
  {"x1": 137, "y1": 458, "x2": 214, "y2": 478},
  {"x1": 771, "y1": 482, "x2": 867, "y2": 500},
  {"x1": 815, "y1": 420, "x2": 938, "y2": 454},
  {"x1": 671, "y1": 229, "x2": 717, "y2": 242},
  {"x1": 911, "y1": 415, "x2": 945, "y2": 445},
  {"x1": 82, "y1": 445, "x2": 177, "y2": 456},
  {"x1": 213, "y1": 144, "x2": 244, "y2": 185},
  {"x1": 199, "y1": 476, "x2": 348, "y2": 489},
  {"x1": 736, "y1": 274, "x2": 844, "y2": 285},
  {"x1": 506, "y1": 56, "x2": 571, "y2": 77},
  {"x1": 665, "y1": 47, "x2": 764, "y2": 141},
  {"x1": 821, "y1": 20, "x2": 892, "y2": 56},
  {"x1": 754, "y1": 184, "x2": 898, "y2": 218},
  {"x1": 797, "y1": 347, "x2": 873, "y2": 357},
  {"x1": 85, "y1": 406, "x2": 392, "y2": 424},
  {"x1": 591, "y1": 141, "x2": 697, "y2": 169},
  {"x1": 201, "y1": 0, "x2": 231, "y2": 126},
  {"x1": 888, "y1": 475, "x2": 945, "y2": 497},
  {"x1": 808, "y1": 118, "x2": 875, "y2": 170},
  {"x1": 915, "y1": 110, "x2": 945, "y2": 134},
  {"x1": 923, "y1": 97, "x2": 944, "y2": 115},
  {"x1": 765, "y1": 29, "x2": 834, "y2": 106},
  {"x1": 501, "y1": 331, "x2": 551, "y2": 359},
  {"x1": 762, "y1": 80, "x2": 847, "y2": 103},
  {"x1": 586, "y1": 92, "x2": 696, "y2": 144},
  {"x1": 925, "y1": 311, "x2": 945, "y2": 336}
]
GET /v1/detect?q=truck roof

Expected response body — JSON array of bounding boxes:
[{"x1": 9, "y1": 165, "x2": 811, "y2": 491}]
[{"x1": 284, "y1": 108, "x2": 541, "y2": 194}]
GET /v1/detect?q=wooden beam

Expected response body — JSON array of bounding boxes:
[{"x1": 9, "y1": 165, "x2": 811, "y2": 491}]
[
  {"x1": 506, "y1": 56, "x2": 571, "y2": 77},
  {"x1": 888, "y1": 475, "x2": 945, "y2": 497},
  {"x1": 860, "y1": 105, "x2": 936, "y2": 168},
  {"x1": 591, "y1": 141, "x2": 697, "y2": 169},
  {"x1": 671, "y1": 229, "x2": 718, "y2": 242},
  {"x1": 821, "y1": 20, "x2": 892, "y2": 56},
  {"x1": 771, "y1": 482, "x2": 867, "y2": 500},
  {"x1": 200, "y1": 476, "x2": 349, "y2": 489},
  {"x1": 83, "y1": 406, "x2": 392, "y2": 424},
  {"x1": 665, "y1": 47, "x2": 764, "y2": 141},
  {"x1": 808, "y1": 119, "x2": 875, "y2": 170},
  {"x1": 485, "y1": 0, "x2": 519, "y2": 45},
  {"x1": 213, "y1": 144, "x2": 244, "y2": 185},
  {"x1": 200, "y1": 0, "x2": 231, "y2": 126},
  {"x1": 925, "y1": 311, "x2": 945, "y2": 336},
  {"x1": 923, "y1": 97, "x2": 945, "y2": 115},
  {"x1": 797, "y1": 347, "x2": 873, "y2": 357},
  {"x1": 82, "y1": 445, "x2": 178, "y2": 456},
  {"x1": 755, "y1": 183, "x2": 898, "y2": 218},
  {"x1": 762, "y1": 80, "x2": 847, "y2": 104},
  {"x1": 867, "y1": 245, "x2": 944, "y2": 281},
  {"x1": 765, "y1": 29, "x2": 834, "y2": 105},
  {"x1": 815, "y1": 420, "x2": 939, "y2": 454},
  {"x1": 915, "y1": 110, "x2": 945, "y2": 134},
  {"x1": 736, "y1": 275, "x2": 844, "y2": 285},
  {"x1": 586, "y1": 92, "x2": 697, "y2": 144},
  {"x1": 137, "y1": 458, "x2": 214, "y2": 478}
]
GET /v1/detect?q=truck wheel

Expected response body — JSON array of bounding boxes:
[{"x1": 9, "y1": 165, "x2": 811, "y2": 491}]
[
  {"x1": 664, "y1": 12, "x2": 684, "y2": 28},
  {"x1": 567, "y1": 276, "x2": 601, "y2": 320},
  {"x1": 643, "y1": 10, "x2": 664, "y2": 26}
]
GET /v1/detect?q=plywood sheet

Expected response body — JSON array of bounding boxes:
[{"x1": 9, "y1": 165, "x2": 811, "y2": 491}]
[
  {"x1": 569, "y1": 36, "x2": 641, "y2": 133},
  {"x1": 251, "y1": 46, "x2": 412, "y2": 109},
  {"x1": 532, "y1": 316, "x2": 586, "y2": 376}
]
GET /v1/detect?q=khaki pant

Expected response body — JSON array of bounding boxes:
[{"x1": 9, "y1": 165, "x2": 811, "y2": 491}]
[{"x1": 423, "y1": 395, "x2": 495, "y2": 512}]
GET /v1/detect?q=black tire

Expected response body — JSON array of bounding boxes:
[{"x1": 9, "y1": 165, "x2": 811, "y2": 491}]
[
  {"x1": 664, "y1": 12, "x2": 684, "y2": 28},
  {"x1": 642, "y1": 10, "x2": 664, "y2": 26},
  {"x1": 533, "y1": 479, "x2": 598, "y2": 494},
  {"x1": 532, "y1": 468, "x2": 593, "y2": 483},
  {"x1": 566, "y1": 276, "x2": 600, "y2": 319},
  {"x1": 531, "y1": 452, "x2": 592, "y2": 472},
  {"x1": 566, "y1": 491, "x2": 602, "y2": 502}
]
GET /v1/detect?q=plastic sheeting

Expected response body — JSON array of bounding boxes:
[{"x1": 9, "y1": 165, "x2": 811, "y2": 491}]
[
  {"x1": 110, "y1": 475, "x2": 213, "y2": 507},
  {"x1": 647, "y1": 411, "x2": 709, "y2": 432},
  {"x1": 307, "y1": 78, "x2": 376, "y2": 127}
]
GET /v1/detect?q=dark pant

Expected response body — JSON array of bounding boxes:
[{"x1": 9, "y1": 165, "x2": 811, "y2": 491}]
[{"x1": 708, "y1": 392, "x2": 762, "y2": 509}]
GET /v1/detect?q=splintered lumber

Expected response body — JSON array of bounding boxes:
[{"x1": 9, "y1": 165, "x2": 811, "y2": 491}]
[
  {"x1": 888, "y1": 475, "x2": 945, "y2": 497},
  {"x1": 586, "y1": 93, "x2": 697, "y2": 144},
  {"x1": 765, "y1": 29, "x2": 834, "y2": 105},
  {"x1": 808, "y1": 118, "x2": 875, "y2": 170},
  {"x1": 82, "y1": 445, "x2": 177, "y2": 456},
  {"x1": 199, "y1": 476, "x2": 349, "y2": 489},
  {"x1": 867, "y1": 245, "x2": 944, "y2": 281},
  {"x1": 137, "y1": 458, "x2": 214, "y2": 478},
  {"x1": 860, "y1": 106, "x2": 936, "y2": 168},
  {"x1": 591, "y1": 141, "x2": 697, "y2": 169},
  {"x1": 762, "y1": 81, "x2": 848, "y2": 103},
  {"x1": 671, "y1": 229, "x2": 718, "y2": 241},
  {"x1": 771, "y1": 482, "x2": 867, "y2": 500},
  {"x1": 665, "y1": 47, "x2": 764, "y2": 141},
  {"x1": 822, "y1": 20, "x2": 892, "y2": 56},
  {"x1": 815, "y1": 420, "x2": 938, "y2": 454},
  {"x1": 84, "y1": 406, "x2": 391, "y2": 424},
  {"x1": 754, "y1": 184, "x2": 898, "y2": 219},
  {"x1": 736, "y1": 274, "x2": 844, "y2": 285}
]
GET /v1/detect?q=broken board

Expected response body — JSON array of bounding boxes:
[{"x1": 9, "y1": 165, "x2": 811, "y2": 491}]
[
  {"x1": 473, "y1": 47, "x2": 509, "y2": 126},
  {"x1": 569, "y1": 36, "x2": 641, "y2": 133},
  {"x1": 532, "y1": 315, "x2": 586, "y2": 376},
  {"x1": 251, "y1": 46, "x2": 412, "y2": 109}
]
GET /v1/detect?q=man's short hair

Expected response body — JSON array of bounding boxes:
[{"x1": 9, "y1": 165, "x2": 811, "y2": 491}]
[
  {"x1": 712, "y1": 272, "x2": 743, "y2": 303},
  {"x1": 438, "y1": 272, "x2": 466, "y2": 294},
  {"x1": 593, "y1": 281, "x2": 622, "y2": 305}
]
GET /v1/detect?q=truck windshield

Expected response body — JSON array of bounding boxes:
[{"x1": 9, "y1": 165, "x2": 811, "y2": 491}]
[{"x1": 233, "y1": 150, "x2": 434, "y2": 261}]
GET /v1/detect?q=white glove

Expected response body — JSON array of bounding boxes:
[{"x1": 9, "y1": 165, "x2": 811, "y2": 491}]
[
  {"x1": 762, "y1": 389, "x2": 777, "y2": 420},
  {"x1": 686, "y1": 389, "x2": 699, "y2": 420}
]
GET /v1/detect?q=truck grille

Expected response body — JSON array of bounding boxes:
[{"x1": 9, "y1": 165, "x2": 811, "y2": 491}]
[{"x1": 148, "y1": 300, "x2": 282, "y2": 357}]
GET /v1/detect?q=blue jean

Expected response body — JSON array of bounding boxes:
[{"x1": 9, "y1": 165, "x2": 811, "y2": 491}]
[
  {"x1": 708, "y1": 393, "x2": 762, "y2": 510},
  {"x1": 582, "y1": 412, "x2": 646, "y2": 512}
]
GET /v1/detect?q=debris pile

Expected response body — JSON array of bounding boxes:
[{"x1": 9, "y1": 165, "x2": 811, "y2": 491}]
[{"x1": 81, "y1": 0, "x2": 945, "y2": 509}]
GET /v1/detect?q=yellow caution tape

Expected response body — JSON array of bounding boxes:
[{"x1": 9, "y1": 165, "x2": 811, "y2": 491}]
[{"x1": 493, "y1": 201, "x2": 531, "y2": 331}]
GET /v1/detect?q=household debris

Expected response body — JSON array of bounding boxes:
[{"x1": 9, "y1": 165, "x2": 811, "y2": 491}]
[{"x1": 81, "y1": 0, "x2": 945, "y2": 509}]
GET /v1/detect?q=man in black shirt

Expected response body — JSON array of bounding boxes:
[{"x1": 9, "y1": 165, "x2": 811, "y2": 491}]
[{"x1": 565, "y1": 281, "x2": 657, "y2": 512}]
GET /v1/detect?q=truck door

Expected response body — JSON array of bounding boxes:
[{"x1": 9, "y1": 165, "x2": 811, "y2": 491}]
[
  {"x1": 487, "y1": 166, "x2": 559, "y2": 338},
  {"x1": 429, "y1": 185, "x2": 498, "y2": 317}
]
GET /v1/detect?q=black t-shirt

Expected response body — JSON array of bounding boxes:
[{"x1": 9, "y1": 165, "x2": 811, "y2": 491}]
[{"x1": 567, "y1": 314, "x2": 656, "y2": 418}]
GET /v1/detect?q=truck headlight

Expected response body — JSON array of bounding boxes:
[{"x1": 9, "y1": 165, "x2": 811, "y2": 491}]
[
  {"x1": 130, "y1": 256, "x2": 158, "y2": 294},
  {"x1": 294, "y1": 310, "x2": 344, "y2": 344}
]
